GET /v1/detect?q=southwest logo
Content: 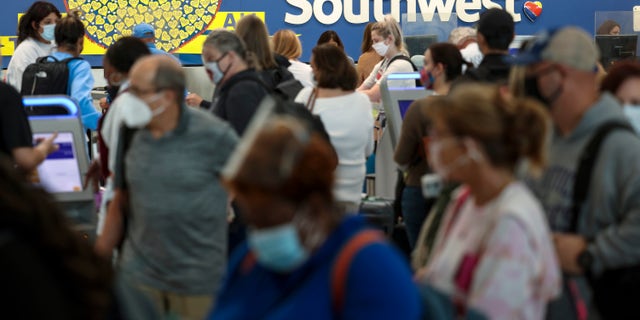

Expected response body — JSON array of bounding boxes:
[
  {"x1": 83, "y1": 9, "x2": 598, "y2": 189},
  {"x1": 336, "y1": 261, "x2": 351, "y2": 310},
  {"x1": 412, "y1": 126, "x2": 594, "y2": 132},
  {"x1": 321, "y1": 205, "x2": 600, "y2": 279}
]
[{"x1": 523, "y1": 1, "x2": 542, "y2": 22}]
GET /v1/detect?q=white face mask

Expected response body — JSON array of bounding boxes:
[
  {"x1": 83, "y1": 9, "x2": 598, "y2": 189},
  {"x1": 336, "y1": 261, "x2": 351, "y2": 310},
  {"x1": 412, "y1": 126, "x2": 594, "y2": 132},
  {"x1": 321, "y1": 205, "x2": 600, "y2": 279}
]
[
  {"x1": 427, "y1": 137, "x2": 483, "y2": 180},
  {"x1": 623, "y1": 104, "x2": 640, "y2": 133},
  {"x1": 372, "y1": 41, "x2": 389, "y2": 57},
  {"x1": 41, "y1": 23, "x2": 56, "y2": 42},
  {"x1": 117, "y1": 92, "x2": 168, "y2": 129}
]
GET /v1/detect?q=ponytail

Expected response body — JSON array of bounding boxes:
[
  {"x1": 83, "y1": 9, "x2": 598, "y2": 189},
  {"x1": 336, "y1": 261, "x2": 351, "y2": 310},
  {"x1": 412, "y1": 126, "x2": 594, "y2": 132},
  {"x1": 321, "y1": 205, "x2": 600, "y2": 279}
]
[{"x1": 499, "y1": 95, "x2": 550, "y2": 175}]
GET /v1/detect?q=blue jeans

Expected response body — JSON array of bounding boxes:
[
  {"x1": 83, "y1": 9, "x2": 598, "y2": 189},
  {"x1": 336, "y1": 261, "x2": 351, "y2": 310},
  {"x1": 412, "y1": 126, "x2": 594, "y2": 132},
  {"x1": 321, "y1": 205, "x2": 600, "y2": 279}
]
[{"x1": 402, "y1": 186, "x2": 429, "y2": 249}]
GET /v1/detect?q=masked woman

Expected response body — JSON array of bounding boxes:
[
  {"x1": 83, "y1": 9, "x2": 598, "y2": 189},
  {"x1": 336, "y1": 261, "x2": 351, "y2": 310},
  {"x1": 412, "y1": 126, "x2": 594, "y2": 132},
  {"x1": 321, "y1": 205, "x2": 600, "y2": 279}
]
[
  {"x1": 6, "y1": 1, "x2": 60, "y2": 91},
  {"x1": 209, "y1": 103, "x2": 421, "y2": 319},
  {"x1": 417, "y1": 83, "x2": 561, "y2": 319}
]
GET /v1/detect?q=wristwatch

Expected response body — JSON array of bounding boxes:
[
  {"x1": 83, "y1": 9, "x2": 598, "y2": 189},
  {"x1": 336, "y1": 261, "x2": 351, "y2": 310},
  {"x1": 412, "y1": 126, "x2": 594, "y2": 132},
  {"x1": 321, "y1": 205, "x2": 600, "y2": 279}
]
[{"x1": 577, "y1": 249, "x2": 594, "y2": 274}]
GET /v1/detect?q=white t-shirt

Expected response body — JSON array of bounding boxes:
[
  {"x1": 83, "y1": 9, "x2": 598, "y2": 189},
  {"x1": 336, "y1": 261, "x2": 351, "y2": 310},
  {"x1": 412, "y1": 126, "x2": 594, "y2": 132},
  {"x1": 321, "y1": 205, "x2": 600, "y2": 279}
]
[
  {"x1": 287, "y1": 59, "x2": 313, "y2": 88},
  {"x1": 295, "y1": 87, "x2": 375, "y2": 204},
  {"x1": 362, "y1": 54, "x2": 415, "y2": 89},
  {"x1": 6, "y1": 37, "x2": 56, "y2": 92}
]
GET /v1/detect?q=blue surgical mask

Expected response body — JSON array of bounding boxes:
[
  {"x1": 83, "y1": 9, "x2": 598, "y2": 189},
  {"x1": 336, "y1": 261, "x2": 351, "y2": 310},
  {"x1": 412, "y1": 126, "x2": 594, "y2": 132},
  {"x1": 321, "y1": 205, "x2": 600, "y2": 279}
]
[
  {"x1": 41, "y1": 23, "x2": 56, "y2": 42},
  {"x1": 248, "y1": 223, "x2": 309, "y2": 273},
  {"x1": 623, "y1": 104, "x2": 640, "y2": 133}
]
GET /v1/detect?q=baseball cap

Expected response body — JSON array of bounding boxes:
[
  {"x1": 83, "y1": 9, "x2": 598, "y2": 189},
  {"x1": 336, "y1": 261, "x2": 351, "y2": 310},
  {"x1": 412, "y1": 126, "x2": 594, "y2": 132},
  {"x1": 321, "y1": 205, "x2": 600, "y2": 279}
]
[
  {"x1": 133, "y1": 23, "x2": 155, "y2": 39},
  {"x1": 508, "y1": 27, "x2": 600, "y2": 71},
  {"x1": 477, "y1": 8, "x2": 514, "y2": 39}
]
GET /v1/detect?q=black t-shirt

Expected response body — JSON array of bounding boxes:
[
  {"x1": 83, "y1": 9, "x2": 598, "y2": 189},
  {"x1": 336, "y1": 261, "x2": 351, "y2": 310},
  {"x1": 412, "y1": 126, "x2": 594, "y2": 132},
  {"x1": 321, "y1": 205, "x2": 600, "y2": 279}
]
[{"x1": 0, "y1": 83, "x2": 33, "y2": 158}]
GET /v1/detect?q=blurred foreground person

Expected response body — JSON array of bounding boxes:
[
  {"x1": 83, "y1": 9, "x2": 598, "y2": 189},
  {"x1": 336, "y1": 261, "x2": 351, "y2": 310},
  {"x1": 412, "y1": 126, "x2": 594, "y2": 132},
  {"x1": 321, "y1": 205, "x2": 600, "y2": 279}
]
[
  {"x1": 417, "y1": 84, "x2": 560, "y2": 319},
  {"x1": 0, "y1": 156, "x2": 112, "y2": 319},
  {"x1": 209, "y1": 98, "x2": 421, "y2": 319}
]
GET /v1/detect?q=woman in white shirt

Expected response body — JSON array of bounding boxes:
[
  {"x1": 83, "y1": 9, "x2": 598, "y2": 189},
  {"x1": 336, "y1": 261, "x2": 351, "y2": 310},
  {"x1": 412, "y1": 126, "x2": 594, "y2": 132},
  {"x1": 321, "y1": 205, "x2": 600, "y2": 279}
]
[
  {"x1": 6, "y1": 1, "x2": 60, "y2": 92},
  {"x1": 272, "y1": 29, "x2": 313, "y2": 88},
  {"x1": 295, "y1": 44, "x2": 374, "y2": 212},
  {"x1": 357, "y1": 15, "x2": 415, "y2": 102}
]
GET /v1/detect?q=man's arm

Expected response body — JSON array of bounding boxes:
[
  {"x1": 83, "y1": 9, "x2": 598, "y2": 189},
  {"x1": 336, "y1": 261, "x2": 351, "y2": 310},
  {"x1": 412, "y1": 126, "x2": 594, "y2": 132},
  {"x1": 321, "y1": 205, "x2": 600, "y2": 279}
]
[{"x1": 94, "y1": 188, "x2": 126, "y2": 259}]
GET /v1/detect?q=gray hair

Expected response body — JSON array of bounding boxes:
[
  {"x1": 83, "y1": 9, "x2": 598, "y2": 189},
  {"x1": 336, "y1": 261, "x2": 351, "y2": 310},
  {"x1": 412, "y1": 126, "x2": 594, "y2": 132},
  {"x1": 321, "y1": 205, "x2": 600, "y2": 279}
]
[
  {"x1": 204, "y1": 29, "x2": 248, "y2": 61},
  {"x1": 153, "y1": 58, "x2": 185, "y2": 105}
]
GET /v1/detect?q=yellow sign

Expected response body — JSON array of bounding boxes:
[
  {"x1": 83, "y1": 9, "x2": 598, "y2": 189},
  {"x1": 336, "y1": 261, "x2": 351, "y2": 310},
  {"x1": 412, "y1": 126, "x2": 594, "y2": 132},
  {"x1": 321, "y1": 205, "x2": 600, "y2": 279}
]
[{"x1": 1, "y1": 11, "x2": 265, "y2": 56}]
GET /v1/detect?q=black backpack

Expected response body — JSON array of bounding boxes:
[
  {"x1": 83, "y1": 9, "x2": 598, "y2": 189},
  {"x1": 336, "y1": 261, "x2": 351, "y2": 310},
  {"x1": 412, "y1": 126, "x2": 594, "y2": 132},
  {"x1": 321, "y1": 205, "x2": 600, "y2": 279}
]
[
  {"x1": 260, "y1": 66, "x2": 304, "y2": 101},
  {"x1": 21, "y1": 56, "x2": 82, "y2": 96},
  {"x1": 388, "y1": 55, "x2": 422, "y2": 87}
]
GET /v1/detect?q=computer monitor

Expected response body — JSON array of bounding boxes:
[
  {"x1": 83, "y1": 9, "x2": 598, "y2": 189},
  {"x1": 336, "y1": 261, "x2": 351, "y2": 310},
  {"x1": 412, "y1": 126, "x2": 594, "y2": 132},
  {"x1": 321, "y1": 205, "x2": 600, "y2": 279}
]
[
  {"x1": 595, "y1": 35, "x2": 638, "y2": 70},
  {"x1": 405, "y1": 35, "x2": 439, "y2": 57},
  {"x1": 28, "y1": 116, "x2": 93, "y2": 203},
  {"x1": 380, "y1": 72, "x2": 433, "y2": 148}
]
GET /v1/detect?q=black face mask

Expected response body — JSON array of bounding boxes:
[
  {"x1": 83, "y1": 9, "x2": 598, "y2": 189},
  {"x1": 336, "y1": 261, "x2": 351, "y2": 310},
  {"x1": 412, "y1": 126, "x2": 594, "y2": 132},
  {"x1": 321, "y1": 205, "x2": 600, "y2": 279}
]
[
  {"x1": 524, "y1": 74, "x2": 562, "y2": 107},
  {"x1": 524, "y1": 75, "x2": 547, "y2": 104},
  {"x1": 106, "y1": 85, "x2": 120, "y2": 103}
]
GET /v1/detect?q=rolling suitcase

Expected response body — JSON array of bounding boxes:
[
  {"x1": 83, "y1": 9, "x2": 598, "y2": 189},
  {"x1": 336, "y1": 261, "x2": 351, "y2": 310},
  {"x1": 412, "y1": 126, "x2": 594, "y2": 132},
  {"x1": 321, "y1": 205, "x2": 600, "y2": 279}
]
[{"x1": 359, "y1": 197, "x2": 395, "y2": 235}]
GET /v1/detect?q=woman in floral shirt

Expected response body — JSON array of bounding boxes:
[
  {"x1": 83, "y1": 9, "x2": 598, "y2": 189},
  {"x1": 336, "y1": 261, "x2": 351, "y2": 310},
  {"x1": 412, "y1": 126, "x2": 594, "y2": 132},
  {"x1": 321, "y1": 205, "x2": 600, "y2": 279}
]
[{"x1": 416, "y1": 83, "x2": 561, "y2": 319}]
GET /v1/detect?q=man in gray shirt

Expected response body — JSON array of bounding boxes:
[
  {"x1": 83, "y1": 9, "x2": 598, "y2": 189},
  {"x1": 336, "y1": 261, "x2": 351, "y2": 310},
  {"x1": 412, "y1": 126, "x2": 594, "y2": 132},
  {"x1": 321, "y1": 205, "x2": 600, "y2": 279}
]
[
  {"x1": 511, "y1": 27, "x2": 640, "y2": 319},
  {"x1": 95, "y1": 55, "x2": 238, "y2": 319}
]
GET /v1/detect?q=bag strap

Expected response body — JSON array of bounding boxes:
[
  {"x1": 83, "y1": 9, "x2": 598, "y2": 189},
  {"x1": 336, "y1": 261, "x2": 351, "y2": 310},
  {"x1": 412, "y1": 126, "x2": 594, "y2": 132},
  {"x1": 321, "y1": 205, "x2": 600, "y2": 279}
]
[
  {"x1": 442, "y1": 187, "x2": 471, "y2": 238},
  {"x1": 61, "y1": 57, "x2": 83, "y2": 64},
  {"x1": 34, "y1": 56, "x2": 83, "y2": 64},
  {"x1": 36, "y1": 55, "x2": 57, "y2": 63},
  {"x1": 569, "y1": 121, "x2": 633, "y2": 232},
  {"x1": 388, "y1": 55, "x2": 418, "y2": 71},
  {"x1": 305, "y1": 88, "x2": 318, "y2": 112},
  {"x1": 331, "y1": 229, "x2": 385, "y2": 313}
]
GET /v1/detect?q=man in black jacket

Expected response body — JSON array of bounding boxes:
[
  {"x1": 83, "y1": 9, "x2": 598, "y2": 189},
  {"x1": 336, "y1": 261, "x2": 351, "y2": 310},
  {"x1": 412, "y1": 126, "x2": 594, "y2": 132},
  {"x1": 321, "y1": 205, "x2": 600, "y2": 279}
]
[{"x1": 463, "y1": 8, "x2": 514, "y2": 84}]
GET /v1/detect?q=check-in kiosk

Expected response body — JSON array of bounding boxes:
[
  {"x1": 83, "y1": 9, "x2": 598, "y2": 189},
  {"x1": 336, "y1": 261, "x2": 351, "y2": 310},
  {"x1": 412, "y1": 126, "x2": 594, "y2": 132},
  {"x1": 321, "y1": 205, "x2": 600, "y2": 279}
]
[
  {"x1": 376, "y1": 73, "x2": 432, "y2": 199},
  {"x1": 24, "y1": 95, "x2": 96, "y2": 237}
]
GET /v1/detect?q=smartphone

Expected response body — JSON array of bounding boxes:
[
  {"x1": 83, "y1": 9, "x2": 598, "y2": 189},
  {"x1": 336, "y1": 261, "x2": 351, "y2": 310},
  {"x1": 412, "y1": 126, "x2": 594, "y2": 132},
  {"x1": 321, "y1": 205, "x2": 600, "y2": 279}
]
[{"x1": 634, "y1": 6, "x2": 640, "y2": 32}]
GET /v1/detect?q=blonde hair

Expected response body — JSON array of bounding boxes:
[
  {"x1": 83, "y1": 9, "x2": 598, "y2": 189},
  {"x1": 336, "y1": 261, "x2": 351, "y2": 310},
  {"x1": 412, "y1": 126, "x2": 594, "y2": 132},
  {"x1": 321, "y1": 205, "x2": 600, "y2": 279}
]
[
  {"x1": 371, "y1": 15, "x2": 404, "y2": 52},
  {"x1": 272, "y1": 29, "x2": 302, "y2": 60}
]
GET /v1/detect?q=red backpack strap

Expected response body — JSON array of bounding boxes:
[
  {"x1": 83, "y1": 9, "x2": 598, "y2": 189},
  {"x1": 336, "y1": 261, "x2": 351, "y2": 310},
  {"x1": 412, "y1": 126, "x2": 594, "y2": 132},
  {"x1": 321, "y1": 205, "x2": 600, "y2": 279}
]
[
  {"x1": 240, "y1": 251, "x2": 257, "y2": 274},
  {"x1": 442, "y1": 186, "x2": 471, "y2": 238},
  {"x1": 331, "y1": 229, "x2": 385, "y2": 314}
]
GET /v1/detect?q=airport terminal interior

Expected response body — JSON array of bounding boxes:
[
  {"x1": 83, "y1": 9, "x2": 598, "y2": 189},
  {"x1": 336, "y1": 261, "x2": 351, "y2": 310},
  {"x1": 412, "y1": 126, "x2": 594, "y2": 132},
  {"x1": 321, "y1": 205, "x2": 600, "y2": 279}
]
[{"x1": 2, "y1": 1, "x2": 640, "y2": 319}]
